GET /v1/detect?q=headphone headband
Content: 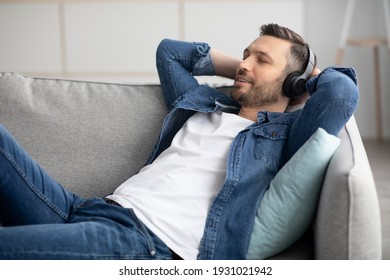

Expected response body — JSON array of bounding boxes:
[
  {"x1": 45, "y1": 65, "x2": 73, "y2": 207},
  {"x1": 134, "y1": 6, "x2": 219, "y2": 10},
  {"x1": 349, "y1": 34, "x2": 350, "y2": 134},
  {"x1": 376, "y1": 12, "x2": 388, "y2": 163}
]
[{"x1": 296, "y1": 45, "x2": 315, "y2": 83}]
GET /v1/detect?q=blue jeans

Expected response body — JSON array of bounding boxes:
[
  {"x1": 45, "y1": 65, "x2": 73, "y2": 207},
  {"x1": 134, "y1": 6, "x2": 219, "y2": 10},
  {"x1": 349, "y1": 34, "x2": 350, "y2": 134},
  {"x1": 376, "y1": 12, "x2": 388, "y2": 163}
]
[{"x1": 0, "y1": 125, "x2": 172, "y2": 259}]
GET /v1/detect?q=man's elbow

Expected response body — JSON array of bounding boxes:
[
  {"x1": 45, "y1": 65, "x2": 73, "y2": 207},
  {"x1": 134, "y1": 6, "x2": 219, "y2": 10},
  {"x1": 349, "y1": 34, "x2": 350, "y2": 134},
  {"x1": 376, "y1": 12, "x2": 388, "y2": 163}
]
[{"x1": 316, "y1": 68, "x2": 360, "y2": 106}]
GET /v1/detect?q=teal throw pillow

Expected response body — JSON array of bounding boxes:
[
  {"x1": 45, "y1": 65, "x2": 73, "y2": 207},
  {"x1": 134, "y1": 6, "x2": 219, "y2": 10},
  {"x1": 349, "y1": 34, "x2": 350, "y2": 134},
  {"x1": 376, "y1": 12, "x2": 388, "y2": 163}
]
[{"x1": 247, "y1": 128, "x2": 340, "y2": 259}]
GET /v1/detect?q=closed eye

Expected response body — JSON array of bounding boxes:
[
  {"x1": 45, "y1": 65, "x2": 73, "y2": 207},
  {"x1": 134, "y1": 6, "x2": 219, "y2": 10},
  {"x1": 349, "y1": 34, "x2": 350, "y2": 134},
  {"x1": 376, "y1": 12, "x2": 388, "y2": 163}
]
[{"x1": 257, "y1": 58, "x2": 268, "y2": 64}]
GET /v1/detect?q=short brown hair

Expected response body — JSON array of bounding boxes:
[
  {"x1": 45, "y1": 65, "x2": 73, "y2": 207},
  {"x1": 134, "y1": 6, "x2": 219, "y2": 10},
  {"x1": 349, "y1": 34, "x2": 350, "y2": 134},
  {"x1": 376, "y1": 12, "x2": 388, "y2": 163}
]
[{"x1": 260, "y1": 23, "x2": 316, "y2": 73}]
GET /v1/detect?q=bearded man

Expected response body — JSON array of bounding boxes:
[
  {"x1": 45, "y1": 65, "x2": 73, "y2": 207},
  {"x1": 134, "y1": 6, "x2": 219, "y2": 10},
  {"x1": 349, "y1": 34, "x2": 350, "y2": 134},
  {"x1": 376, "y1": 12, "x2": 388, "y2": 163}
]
[{"x1": 0, "y1": 24, "x2": 358, "y2": 260}]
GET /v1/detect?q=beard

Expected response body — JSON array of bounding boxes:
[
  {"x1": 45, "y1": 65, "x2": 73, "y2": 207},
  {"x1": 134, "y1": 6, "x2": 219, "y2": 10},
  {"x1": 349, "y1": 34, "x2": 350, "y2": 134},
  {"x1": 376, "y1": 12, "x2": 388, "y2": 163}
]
[{"x1": 231, "y1": 74, "x2": 285, "y2": 108}]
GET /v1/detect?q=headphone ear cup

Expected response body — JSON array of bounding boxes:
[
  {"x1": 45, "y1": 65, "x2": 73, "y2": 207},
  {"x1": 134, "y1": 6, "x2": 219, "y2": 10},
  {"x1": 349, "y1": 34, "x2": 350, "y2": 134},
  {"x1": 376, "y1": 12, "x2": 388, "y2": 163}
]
[
  {"x1": 292, "y1": 77, "x2": 308, "y2": 97},
  {"x1": 283, "y1": 45, "x2": 314, "y2": 99},
  {"x1": 282, "y1": 72, "x2": 299, "y2": 98}
]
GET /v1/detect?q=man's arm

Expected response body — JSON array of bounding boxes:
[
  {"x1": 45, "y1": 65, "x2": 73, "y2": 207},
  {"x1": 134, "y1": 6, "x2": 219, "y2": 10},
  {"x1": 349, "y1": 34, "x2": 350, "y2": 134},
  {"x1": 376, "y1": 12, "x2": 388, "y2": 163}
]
[
  {"x1": 156, "y1": 39, "x2": 242, "y2": 109},
  {"x1": 156, "y1": 39, "x2": 214, "y2": 109},
  {"x1": 286, "y1": 67, "x2": 359, "y2": 161},
  {"x1": 210, "y1": 49, "x2": 240, "y2": 80}
]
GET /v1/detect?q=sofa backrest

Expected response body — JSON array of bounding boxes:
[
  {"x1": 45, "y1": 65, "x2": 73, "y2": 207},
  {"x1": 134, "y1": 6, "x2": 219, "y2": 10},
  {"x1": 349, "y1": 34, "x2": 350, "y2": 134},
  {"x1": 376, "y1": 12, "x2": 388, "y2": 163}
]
[{"x1": 0, "y1": 72, "x2": 168, "y2": 198}]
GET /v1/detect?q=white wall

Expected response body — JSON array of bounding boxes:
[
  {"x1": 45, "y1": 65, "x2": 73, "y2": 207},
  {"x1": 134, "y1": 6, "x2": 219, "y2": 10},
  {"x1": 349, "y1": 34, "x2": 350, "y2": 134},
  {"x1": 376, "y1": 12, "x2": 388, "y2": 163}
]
[
  {"x1": 0, "y1": 0, "x2": 388, "y2": 139},
  {"x1": 0, "y1": 0, "x2": 303, "y2": 85},
  {"x1": 305, "y1": 0, "x2": 390, "y2": 140}
]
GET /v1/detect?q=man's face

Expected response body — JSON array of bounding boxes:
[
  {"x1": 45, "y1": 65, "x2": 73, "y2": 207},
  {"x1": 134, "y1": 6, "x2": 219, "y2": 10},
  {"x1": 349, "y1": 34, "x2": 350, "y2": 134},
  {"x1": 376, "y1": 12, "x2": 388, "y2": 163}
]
[{"x1": 231, "y1": 35, "x2": 291, "y2": 108}]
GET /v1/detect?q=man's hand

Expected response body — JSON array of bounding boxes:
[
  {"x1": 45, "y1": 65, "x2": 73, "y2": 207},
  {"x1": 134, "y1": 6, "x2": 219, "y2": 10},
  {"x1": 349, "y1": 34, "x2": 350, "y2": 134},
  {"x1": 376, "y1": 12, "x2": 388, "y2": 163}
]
[
  {"x1": 311, "y1": 67, "x2": 321, "y2": 78},
  {"x1": 210, "y1": 48, "x2": 241, "y2": 80}
]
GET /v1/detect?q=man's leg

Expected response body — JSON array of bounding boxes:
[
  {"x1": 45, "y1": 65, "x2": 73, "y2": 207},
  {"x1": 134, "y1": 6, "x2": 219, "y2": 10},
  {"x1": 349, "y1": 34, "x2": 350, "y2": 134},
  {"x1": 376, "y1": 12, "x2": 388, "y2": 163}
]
[
  {"x1": 0, "y1": 126, "x2": 173, "y2": 259},
  {"x1": 0, "y1": 199, "x2": 172, "y2": 260},
  {"x1": 0, "y1": 124, "x2": 82, "y2": 226}
]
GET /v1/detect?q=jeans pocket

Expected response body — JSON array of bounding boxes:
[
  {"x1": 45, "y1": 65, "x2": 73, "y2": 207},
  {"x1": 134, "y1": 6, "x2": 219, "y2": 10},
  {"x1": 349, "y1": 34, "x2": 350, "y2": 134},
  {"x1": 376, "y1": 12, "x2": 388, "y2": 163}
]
[{"x1": 126, "y1": 208, "x2": 159, "y2": 257}]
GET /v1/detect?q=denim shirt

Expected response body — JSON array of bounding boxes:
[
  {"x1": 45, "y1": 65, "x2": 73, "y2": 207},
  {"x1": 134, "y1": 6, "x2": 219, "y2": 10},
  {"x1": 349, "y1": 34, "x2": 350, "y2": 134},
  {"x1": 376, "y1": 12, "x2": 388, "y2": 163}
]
[{"x1": 150, "y1": 40, "x2": 359, "y2": 259}]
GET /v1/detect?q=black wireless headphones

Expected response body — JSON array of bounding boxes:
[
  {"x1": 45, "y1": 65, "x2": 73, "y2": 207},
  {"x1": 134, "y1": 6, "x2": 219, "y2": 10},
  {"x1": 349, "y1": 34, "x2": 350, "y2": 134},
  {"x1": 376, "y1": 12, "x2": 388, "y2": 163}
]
[{"x1": 282, "y1": 45, "x2": 315, "y2": 98}]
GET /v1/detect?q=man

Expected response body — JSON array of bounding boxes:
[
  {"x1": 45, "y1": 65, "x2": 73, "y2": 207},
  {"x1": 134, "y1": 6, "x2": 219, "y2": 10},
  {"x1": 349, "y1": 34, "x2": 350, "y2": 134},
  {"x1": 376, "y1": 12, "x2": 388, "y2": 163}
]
[{"x1": 0, "y1": 24, "x2": 358, "y2": 260}]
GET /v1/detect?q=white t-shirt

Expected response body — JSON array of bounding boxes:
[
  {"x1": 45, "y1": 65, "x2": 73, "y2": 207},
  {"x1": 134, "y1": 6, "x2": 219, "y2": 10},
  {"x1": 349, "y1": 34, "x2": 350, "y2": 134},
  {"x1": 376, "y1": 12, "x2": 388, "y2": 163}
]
[{"x1": 107, "y1": 111, "x2": 253, "y2": 259}]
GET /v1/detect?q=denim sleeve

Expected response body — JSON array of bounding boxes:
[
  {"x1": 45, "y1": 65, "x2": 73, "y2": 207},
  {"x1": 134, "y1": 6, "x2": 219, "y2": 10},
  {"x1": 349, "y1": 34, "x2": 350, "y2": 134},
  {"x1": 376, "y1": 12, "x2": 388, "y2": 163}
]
[
  {"x1": 156, "y1": 39, "x2": 215, "y2": 109},
  {"x1": 192, "y1": 49, "x2": 215, "y2": 76},
  {"x1": 285, "y1": 67, "x2": 359, "y2": 161}
]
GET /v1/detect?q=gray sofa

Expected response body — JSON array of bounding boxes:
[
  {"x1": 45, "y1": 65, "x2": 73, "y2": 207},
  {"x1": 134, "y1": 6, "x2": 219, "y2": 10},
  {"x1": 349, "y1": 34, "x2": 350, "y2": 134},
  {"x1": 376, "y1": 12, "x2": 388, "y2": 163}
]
[{"x1": 0, "y1": 72, "x2": 382, "y2": 259}]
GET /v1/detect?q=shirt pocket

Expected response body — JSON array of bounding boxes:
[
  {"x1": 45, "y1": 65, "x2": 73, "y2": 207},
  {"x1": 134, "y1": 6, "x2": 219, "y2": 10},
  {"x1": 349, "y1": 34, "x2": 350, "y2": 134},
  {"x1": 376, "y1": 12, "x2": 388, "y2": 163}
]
[{"x1": 253, "y1": 124, "x2": 290, "y2": 167}]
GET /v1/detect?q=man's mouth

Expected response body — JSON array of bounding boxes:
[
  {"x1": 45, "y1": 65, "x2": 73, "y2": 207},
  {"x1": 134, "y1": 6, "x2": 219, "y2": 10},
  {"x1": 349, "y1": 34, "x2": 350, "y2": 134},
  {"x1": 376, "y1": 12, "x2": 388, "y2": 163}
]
[{"x1": 234, "y1": 76, "x2": 254, "y2": 85}]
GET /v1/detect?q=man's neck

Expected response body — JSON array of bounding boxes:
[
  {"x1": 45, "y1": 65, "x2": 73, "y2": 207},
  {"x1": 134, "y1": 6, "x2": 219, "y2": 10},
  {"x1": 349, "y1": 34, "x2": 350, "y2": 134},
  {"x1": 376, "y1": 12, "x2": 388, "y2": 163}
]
[
  {"x1": 238, "y1": 102, "x2": 288, "y2": 122},
  {"x1": 238, "y1": 108, "x2": 261, "y2": 122}
]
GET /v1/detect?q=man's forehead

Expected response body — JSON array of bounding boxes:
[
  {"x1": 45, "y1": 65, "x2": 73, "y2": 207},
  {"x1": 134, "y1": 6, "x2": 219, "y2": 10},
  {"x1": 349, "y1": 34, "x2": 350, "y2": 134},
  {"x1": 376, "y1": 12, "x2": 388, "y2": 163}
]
[{"x1": 245, "y1": 35, "x2": 291, "y2": 57}]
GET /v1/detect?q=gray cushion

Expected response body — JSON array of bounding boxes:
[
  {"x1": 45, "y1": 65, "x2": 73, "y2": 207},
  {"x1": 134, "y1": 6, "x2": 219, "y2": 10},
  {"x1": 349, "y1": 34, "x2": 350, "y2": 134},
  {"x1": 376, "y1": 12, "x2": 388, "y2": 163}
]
[{"x1": 0, "y1": 72, "x2": 168, "y2": 198}]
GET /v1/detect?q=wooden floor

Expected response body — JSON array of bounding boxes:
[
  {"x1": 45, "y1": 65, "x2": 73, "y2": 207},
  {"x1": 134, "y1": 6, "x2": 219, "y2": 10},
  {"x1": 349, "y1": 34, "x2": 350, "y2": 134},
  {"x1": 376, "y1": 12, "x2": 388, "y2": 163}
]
[{"x1": 363, "y1": 140, "x2": 390, "y2": 260}]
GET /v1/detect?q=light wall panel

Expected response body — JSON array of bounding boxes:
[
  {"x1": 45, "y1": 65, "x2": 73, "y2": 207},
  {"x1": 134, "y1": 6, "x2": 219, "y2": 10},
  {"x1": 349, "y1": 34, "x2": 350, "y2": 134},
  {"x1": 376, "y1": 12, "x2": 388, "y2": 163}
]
[
  {"x1": 184, "y1": 1, "x2": 304, "y2": 59},
  {"x1": 65, "y1": 2, "x2": 180, "y2": 73},
  {"x1": 0, "y1": 0, "x2": 304, "y2": 84},
  {"x1": 0, "y1": 3, "x2": 62, "y2": 73}
]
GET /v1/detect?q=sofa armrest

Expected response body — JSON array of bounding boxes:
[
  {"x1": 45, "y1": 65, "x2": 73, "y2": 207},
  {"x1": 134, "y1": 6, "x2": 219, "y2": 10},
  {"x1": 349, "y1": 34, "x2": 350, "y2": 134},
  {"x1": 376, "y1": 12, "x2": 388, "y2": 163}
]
[{"x1": 314, "y1": 116, "x2": 382, "y2": 259}]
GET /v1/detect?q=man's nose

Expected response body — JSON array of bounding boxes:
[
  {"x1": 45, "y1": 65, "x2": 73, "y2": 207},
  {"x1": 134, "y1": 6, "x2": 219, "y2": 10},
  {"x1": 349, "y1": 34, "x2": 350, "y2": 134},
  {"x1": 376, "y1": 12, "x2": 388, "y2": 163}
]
[{"x1": 238, "y1": 58, "x2": 251, "y2": 72}]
